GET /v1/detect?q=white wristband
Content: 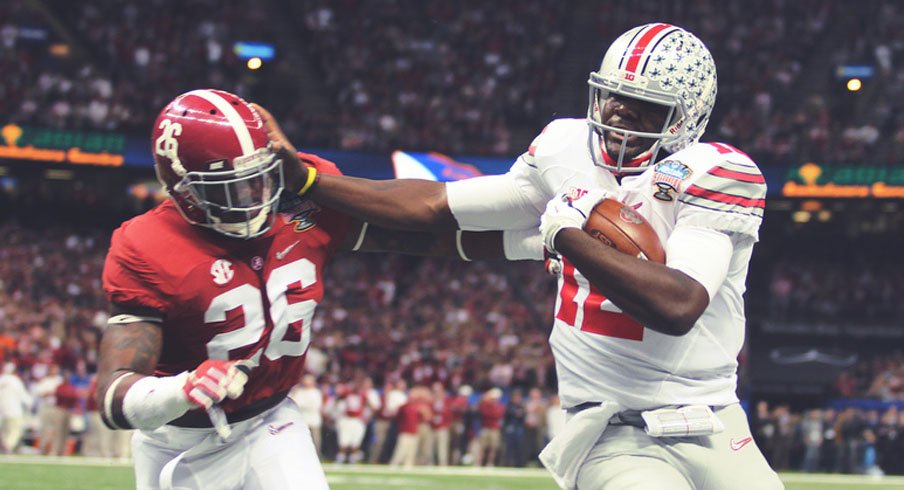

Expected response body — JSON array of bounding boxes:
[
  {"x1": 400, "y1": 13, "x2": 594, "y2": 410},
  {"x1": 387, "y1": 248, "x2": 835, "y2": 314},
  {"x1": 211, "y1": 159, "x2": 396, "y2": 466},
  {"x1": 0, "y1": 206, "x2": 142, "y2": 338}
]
[
  {"x1": 503, "y1": 228, "x2": 544, "y2": 261},
  {"x1": 122, "y1": 372, "x2": 193, "y2": 431}
]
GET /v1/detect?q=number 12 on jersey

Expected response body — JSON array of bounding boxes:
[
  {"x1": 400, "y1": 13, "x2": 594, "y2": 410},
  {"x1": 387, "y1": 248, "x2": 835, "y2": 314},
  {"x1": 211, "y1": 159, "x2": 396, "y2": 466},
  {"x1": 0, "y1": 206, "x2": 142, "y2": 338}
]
[{"x1": 555, "y1": 260, "x2": 644, "y2": 341}]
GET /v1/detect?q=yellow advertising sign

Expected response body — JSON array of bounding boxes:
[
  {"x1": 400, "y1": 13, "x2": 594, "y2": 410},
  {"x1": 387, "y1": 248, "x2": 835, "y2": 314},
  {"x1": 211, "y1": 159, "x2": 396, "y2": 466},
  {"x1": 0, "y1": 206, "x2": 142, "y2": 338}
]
[
  {"x1": 782, "y1": 162, "x2": 904, "y2": 198},
  {"x1": 0, "y1": 123, "x2": 124, "y2": 167}
]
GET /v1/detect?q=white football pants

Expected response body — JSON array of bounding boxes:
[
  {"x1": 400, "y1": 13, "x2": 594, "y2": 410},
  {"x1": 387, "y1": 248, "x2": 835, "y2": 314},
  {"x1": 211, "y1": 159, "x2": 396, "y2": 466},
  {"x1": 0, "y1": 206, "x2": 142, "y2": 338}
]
[
  {"x1": 576, "y1": 404, "x2": 784, "y2": 490},
  {"x1": 132, "y1": 398, "x2": 328, "y2": 490}
]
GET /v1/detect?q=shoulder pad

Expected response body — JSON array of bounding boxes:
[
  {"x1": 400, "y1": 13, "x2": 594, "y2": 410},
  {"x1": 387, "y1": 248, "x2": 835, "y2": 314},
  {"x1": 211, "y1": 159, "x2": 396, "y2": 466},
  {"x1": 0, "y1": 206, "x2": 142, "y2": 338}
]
[
  {"x1": 666, "y1": 143, "x2": 766, "y2": 238},
  {"x1": 528, "y1": 119, "x2": 589, "y2": 160}
]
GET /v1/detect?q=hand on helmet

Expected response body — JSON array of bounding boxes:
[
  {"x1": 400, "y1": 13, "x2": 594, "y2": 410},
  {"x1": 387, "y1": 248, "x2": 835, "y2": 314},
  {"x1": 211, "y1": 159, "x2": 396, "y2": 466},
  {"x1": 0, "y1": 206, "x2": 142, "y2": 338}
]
[
  {"x1": 182, "y1": 360, "x2": 251, "y2": 410},
  {"x1": 539, "y1": 189, "x2": 609, "y2": 254},
  {"x1": 251, "y1": 103, "x2": 311, "y2": 194}
]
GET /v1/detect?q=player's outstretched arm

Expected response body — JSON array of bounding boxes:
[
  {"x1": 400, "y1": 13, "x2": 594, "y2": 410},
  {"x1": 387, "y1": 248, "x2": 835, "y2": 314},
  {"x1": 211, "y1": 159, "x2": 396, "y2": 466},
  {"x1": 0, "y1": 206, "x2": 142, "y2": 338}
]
[
  {"x1": 253, "y1": 103, "x2": 455, "y2": 232},
  {"x1": 341, "y1": 223, "x2": 505, "y2": 260}
]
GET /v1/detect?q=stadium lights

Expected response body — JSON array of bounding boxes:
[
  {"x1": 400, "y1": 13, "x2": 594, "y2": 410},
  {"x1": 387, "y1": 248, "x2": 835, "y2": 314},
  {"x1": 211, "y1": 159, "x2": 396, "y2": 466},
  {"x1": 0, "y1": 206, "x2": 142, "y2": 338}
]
[
  {"x1": 791, "y1": 210, "x2": 811, "y2": 223},
  {"x1": 846, "y1": 78, "x2": 862, "y2": 92},
  {"x1": 247, "y1": 57, "x2": 263, "y2": 70}
]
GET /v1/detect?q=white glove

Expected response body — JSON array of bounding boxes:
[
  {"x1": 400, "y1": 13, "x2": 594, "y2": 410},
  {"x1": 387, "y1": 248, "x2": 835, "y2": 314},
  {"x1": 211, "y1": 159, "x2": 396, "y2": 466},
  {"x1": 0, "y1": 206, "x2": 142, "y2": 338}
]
[{"x1": 539, "y1": 189, "x2": 609, "y2": 254}]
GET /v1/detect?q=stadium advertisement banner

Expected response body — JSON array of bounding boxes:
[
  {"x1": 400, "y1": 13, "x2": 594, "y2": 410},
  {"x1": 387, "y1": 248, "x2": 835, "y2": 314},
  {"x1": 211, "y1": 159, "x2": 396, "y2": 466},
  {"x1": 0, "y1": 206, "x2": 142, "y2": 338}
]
[
  {"x1": 0, "y1": 123, "x2": 154, "y2": 167},
  {"x1": 783, "y1": 162, "x2": 904, "y2": 198}
]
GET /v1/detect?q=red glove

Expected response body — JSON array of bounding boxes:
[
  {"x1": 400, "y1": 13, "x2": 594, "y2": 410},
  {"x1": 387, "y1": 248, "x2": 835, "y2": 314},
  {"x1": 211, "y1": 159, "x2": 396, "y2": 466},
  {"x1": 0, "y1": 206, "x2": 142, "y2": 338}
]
[{"x1": 182, "y1": 360, "x2": 250, "y2": 409}]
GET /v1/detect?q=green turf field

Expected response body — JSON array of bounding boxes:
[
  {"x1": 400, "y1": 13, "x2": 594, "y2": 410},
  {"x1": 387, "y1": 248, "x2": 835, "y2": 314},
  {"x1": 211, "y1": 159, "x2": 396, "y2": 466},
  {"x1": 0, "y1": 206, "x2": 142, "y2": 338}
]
[{"x1": 2, "y1": 456, "x2": 904, "y2": 489}]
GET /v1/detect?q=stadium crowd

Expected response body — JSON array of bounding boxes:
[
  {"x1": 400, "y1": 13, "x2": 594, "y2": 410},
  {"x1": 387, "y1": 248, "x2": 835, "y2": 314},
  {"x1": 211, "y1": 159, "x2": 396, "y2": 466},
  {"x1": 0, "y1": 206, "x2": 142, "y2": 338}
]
[
  {"x1": 767, "y1": 259, "x2": 904, "y2": 322},
  {"x1": 2, "y1": 0, "x2": 904, "y2": 163},
  {"x1": 2, "y1": 0, "x2": 904, "y2": 478}
]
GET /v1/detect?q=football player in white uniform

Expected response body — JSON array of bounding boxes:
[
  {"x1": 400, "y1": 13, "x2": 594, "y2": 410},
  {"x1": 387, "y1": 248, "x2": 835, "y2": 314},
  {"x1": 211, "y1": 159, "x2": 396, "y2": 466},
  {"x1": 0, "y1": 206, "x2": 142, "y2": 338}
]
[{"x1": 265, "y1": 22, "x2": 782, "y2": 490}]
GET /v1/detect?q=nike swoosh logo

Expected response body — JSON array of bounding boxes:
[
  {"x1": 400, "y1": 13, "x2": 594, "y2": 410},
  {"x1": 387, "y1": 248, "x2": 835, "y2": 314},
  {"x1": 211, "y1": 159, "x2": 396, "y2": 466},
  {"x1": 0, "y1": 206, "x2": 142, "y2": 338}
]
[
  {"x1": 275, "y1": 240, "x2": 300, "y2": 260},
  {"x1": 268, "y1": 421, "x2": 294, "y2": 435},
  {"x1": 730, "y1": 436, "x2": 753, "y2": 451}
]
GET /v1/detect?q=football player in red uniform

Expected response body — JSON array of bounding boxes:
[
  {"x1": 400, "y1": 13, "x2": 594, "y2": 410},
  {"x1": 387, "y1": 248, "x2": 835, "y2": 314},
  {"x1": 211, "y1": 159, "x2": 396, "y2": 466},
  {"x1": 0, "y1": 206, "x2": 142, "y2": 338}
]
[{"x1": 95, "y1": 89, "x2": 495, "y2": 490}]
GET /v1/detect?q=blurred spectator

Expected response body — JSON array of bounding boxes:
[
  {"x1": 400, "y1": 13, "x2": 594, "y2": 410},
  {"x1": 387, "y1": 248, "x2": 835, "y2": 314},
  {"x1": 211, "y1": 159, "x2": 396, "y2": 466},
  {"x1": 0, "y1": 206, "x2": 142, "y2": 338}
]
[
  {"x1": 33, "y1": 364, "x2": 63, "y2": 455},
  {"x1": 390, "y1": 385, "x2": 431, "y2": 468},
  {"x1": 47, "y1": 370, "x2": 78, "y2": 456},
  {"x1": 290, "y1": 374, "x2": 324, "y2": 455},
  {"x1": 545, "y1": 394, "x2": 565, "y2": 443},
  {"x1": 449, "y1": 384, "x2": 473, "y2": 465},
  {"x1": 800, "y1": 409, "x2": 824, "y2": 472},
  {"x1": 501, "y1": 389, "x2": 526, "y2": 467},
  {"x1": 0, "y1": 362, "x2": 32, "y2": 453},
  {"x1": 334, "y1": 378, "x2": 379, "y2": 464},
  {"x1": 523, "y1": 387, "x2": 547, "y2": 466},
  {"x1": 475, "y1": 387, "x2": 504, "y2": 467},
  {"x1": 430, "y1": 381, "x2": 453, "y2": 466},
  {"x1": 370, "y1": 378, "x2": 407, "y2": 464}
]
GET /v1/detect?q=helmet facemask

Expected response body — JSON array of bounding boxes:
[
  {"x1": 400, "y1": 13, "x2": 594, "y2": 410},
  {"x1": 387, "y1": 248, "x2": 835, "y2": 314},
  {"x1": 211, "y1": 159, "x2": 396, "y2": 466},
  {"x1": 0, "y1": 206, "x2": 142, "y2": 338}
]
[
  {"x1": 167, "y1": 147, "x2": 285, "y2": 239},
  {"x1": 588, "y1": 73, "x2": 685, "y2": 174}
]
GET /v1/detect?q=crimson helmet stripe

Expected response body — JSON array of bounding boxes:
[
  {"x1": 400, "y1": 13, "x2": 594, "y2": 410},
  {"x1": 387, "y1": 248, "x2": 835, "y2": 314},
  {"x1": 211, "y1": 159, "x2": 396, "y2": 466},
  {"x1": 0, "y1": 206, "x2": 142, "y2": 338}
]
[
  {"x1": 186, "y1": 89, "x2": 256, "y2": 156},
  {"x1": 622, "y1": 23, "x2": 674, "y2": 74}
]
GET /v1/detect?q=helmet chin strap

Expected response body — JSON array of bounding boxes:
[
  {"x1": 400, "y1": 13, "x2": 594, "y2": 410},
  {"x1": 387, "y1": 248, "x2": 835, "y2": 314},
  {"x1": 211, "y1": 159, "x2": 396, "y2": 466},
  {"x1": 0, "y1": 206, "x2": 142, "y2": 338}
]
[
  {"x1": 592, "y1": 130, "x2": 654, "y2": 174},
  {"x1": 601, "y1": 145, "x2": 652, "y2": 171}
]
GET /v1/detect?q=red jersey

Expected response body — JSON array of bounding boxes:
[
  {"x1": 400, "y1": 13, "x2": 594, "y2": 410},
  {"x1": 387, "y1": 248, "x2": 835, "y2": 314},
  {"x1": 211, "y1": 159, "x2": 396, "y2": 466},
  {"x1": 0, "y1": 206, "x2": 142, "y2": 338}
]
[
  {"x1": 449, "y1": 395, "x2": 470, "y2": 423},
  {"x1": 397, "y1": 400, "x2": 430, "y2": 435},
  {"x1": 102, "y1": 155, "x2": 353, "y2": 416},
  {"x1": 55, "y1": 382, "x2": 81, "y2": 411},
  {"x1": 341, "y1": 390, "x2": 368, "y2": 419},
  {"x1": 478, "y1": 399, "x2": 505, "y2": 430},
  {"x1": 432, "y1": 396, "x2": 453, "y2": 429}
]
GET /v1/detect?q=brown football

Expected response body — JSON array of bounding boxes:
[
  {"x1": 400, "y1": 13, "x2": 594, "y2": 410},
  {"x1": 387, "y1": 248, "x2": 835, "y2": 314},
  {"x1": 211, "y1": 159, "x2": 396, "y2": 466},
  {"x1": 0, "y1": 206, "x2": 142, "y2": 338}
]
[{"x1": 583, "y1": 198, "x2": 666, "y2": 263}]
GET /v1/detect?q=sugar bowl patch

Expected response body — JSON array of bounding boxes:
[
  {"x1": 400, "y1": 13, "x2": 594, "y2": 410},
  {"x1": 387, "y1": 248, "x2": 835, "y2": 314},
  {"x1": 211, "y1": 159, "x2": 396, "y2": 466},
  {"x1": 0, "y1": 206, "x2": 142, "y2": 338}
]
[{"x1": 652, "y1": 160, "x2": 692, "y2": 202}]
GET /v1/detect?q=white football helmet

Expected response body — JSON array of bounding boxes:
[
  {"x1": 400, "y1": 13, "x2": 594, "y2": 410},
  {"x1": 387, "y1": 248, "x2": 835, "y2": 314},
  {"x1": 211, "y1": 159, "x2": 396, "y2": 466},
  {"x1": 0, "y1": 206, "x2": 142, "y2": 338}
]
[{"x1": 587, "y1": 23, "x2": 717, "y2": 173}]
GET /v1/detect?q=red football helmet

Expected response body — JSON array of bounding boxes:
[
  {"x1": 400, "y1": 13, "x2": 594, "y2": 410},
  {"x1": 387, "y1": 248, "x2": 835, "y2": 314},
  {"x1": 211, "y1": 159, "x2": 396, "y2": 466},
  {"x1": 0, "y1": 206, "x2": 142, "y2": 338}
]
[{"x1": 152, "y1": 89, "x2": 283, "y2": 239}]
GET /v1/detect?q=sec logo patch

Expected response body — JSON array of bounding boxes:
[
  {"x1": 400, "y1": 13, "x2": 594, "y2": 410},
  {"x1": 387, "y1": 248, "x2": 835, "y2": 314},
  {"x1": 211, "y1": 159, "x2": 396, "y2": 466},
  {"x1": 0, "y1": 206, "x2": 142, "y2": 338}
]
[{"x1": 210, "y1": 259, "x2": 234, "y2": 285}]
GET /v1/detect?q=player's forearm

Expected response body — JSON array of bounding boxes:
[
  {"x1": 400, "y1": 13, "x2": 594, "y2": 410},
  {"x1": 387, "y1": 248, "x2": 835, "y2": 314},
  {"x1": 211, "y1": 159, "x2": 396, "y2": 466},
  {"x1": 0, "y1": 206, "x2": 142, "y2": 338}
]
[
  {"x1": 311, "y1": 174, "x2": 457, "y2": 231},
  {"x1": 97, "y1": 321, "x2": 177, "y2": 430},
  {"x1": 554, "y1": 229, "x2": 708, "y2": 336},
  {"x1": 357, "y1": 226, "x2": 507, "y2": 259}
]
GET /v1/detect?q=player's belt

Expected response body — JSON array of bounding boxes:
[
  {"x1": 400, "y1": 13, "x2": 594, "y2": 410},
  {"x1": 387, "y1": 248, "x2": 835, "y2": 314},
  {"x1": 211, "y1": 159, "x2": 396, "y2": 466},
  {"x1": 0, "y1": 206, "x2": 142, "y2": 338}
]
[
  {"x1": 568, "y1": 402, "x2": 722, "y2": 431},
  {"x1": 168, "y1": 390, "x2": 289, "y2": 428},
  {"x1": 567, "y1": 402, "x2": 645, "y2": 429}
]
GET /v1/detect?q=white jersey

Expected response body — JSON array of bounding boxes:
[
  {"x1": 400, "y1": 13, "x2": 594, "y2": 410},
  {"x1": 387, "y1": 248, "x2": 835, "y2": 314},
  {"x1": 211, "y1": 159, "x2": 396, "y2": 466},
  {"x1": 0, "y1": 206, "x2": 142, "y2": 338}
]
[{"x1": 447, "y1": 118, "x2": 766, "y2": 411}]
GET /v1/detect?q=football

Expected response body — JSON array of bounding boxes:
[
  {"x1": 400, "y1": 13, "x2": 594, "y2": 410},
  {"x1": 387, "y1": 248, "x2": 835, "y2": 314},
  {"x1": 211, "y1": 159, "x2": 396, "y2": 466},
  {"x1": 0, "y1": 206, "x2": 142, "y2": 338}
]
[{"x1": 583, "y1": 198, "x2": 666, "y2": 263}]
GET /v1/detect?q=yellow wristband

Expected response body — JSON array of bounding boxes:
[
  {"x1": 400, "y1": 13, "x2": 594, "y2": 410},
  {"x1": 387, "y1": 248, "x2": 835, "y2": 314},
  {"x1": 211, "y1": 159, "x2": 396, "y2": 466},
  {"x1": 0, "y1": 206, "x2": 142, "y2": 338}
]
[{"x1": 297, "y1": 167, "x2": 318, "y2": 196}]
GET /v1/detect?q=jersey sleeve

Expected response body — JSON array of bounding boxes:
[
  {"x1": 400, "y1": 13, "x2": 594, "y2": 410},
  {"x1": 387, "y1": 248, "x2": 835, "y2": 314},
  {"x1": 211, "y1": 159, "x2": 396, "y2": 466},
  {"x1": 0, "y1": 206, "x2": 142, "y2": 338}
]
[
  {"x1": 102, "y1": 226, "x2": 170, "y2": 318},
  {"x1": 298, "y1": 151, "x2": 355, "y2": 252},
  {"x1": 675, "y1": 158, "x2": 766, "y2": 241},
  {"x1": 446, "y1": 128, "x2": 553, "y2": 231}
]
